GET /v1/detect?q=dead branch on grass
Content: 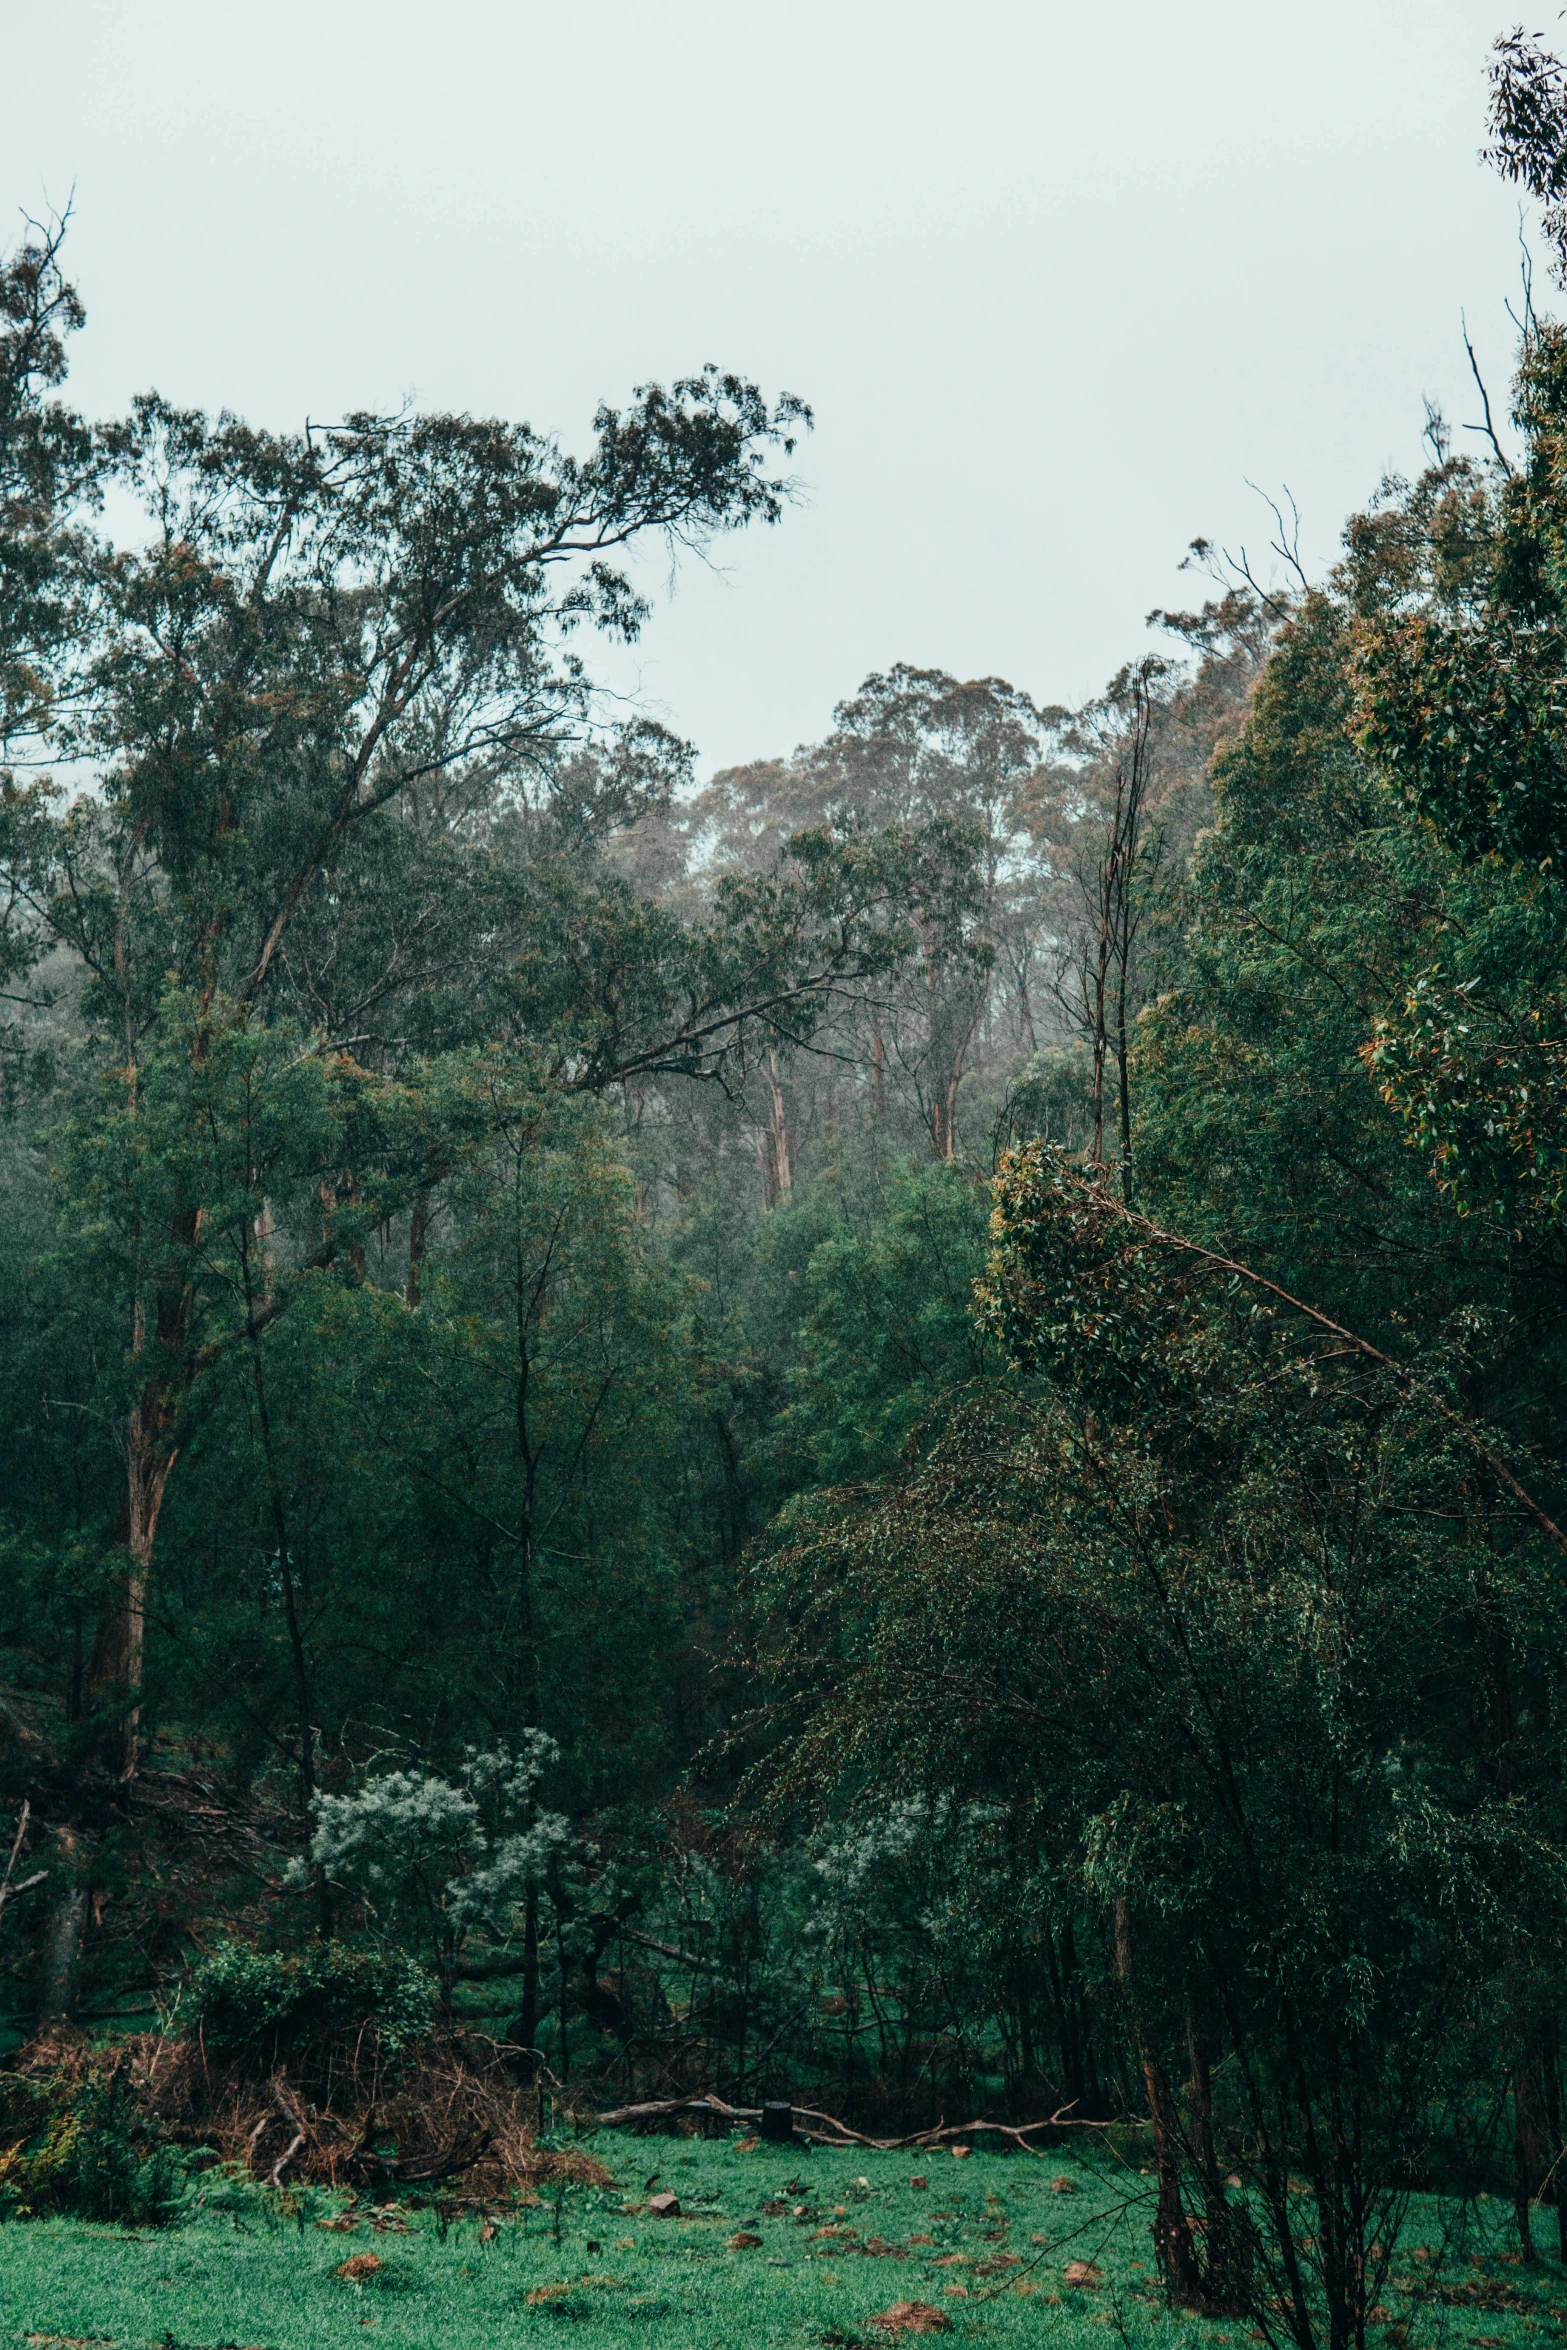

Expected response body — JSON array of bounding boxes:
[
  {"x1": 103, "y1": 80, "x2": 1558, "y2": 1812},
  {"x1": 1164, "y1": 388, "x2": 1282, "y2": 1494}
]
[{"x1": 590, "y1": 2089, "x2": 1131, "y2": 2152}]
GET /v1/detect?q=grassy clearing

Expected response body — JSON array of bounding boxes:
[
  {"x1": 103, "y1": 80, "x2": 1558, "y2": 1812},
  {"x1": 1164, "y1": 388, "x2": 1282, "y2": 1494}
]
[{"x1": 0, "y1": 2131, "x2": 1556, "y2": 2350}]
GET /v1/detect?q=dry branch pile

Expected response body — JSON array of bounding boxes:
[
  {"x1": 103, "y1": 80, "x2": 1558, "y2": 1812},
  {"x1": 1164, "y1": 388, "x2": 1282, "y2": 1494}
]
[{"x1": 6, "y1": 2027, "x2": 609, "y2": 2203}]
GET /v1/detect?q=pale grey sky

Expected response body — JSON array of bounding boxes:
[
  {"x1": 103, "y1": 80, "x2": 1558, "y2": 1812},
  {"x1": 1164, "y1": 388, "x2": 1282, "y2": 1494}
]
[{"x1": 5, "y1": 0, "x2": 1544, "y2": 771}]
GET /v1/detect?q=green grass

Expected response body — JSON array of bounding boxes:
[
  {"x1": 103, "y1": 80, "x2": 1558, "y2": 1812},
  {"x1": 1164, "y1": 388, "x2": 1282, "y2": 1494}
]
[{"x1": 0, "y1": 2131, "x2": 1554, "y2": 2350}]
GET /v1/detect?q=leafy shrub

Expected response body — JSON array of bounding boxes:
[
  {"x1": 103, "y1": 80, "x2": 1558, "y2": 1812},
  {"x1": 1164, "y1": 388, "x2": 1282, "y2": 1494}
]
[
  {"x1": 0, "y1": 2056, "x2": 187, "y2": 2224},
  {"x1": 190, "y1": 1940, "x2": 436, "y2": 2064}
]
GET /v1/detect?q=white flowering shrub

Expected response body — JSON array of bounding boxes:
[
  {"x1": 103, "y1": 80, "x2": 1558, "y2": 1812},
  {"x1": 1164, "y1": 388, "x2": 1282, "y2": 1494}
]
[
  {"x1": 464, "y1": 1731, "x2": 560, "y2": 1816},
  {"x1": 297, "y1": 1734, "x2": 571, "y2": 1972},
  {"x1": 447, "y1": 1818, "x2": 571, "y2": 1933},
  {"x1": 811, "y1": 1797, "x2": 941, "y2": 1909},
  {"x1": 810, "y1": 1795, "x2": 1002, "y2": 1946},
  {"x1": 309, "y1": 1771, "x2": 483, "y2": 1900}
]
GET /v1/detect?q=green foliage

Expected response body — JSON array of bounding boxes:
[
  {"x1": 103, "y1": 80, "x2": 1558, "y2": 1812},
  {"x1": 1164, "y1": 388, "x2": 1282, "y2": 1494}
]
[
  {"x1": 1349, "y1": 319, "x2": 1567, "y2": 876},
  {"x1": 0, "y1": 2056, "x2": 187, "y2": 2224},
  {"x1": 758, "y1": 238, "x2": 1567, "y2": 2334},
  {"x1": 978, "y1": 1141, "x2": 1192, "y2": 1415},
  {"x1": 189, "y1": 1940, "x2": 436, "y2": 2063},
  {"x1": 1337, "y1": 321, "x2": 1567, "y2": 1241},
  {"x1": 1353, "y1": 599, "x2": 1567, "y2": 870},
  {"x1": 1365, "y1": 967, "x2": 1567, "y2": 1228},
  {"x1": 0, "y1": 214, "x2": 93, "y2": 768},
  {"x1": 778, "y1": 1154, "x2": 995, "y2": 1480}
]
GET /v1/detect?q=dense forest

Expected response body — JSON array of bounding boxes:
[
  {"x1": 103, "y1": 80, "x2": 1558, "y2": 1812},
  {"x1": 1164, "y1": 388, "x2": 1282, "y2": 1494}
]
[{"x1": 3, "y1": 29, "x2": 1567, "y2": 2350}]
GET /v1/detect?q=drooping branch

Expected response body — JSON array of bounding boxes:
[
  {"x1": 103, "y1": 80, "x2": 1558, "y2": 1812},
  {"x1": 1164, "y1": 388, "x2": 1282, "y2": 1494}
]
[{"x1": 1090, "y1": 1185, "x2": 1567, "y2": 1563}]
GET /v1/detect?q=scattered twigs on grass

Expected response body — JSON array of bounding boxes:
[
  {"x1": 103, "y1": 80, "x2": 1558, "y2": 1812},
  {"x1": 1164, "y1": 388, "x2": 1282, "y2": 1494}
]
[
  {"x1": 969, "y1": 2183, "x2": 1151, "y2": 2304},
  {"x1": 590, "y1": 2090, "x2": 1130, "y2": 2151}
]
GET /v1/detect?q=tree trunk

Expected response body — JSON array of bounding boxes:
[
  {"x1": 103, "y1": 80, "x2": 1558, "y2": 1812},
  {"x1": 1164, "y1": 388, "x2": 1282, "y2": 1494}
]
[
  {"x1": 1515, "y1": 2052, "x2": 1552, "y2": 2263},
  {"x1": 1089, "y1": 928, "x2": 1110, "y2": 1168},
  {"x1": 1115, "y1": 946, "x2": 1135, "y2": 1202},
  {"x1": 85, "y1": 1185, "x2": 205, "y2": 1780},
  {"x1": 242, "y1": 1310, "x2": 332, "y2": 1937},
  {"x1": 764, "y1": 1052, "x2": 792, "y2": 1203},
  {"x1": 38, "y1": 1828, "x2": 87, "y2": 2027},
  {"x1": 406, "y1": 1194, "x2": 429, "y2": 1308},
  {"x1": 558, "y1": 1920, "x2": 570, "y2": 2082},
  {"x1": 1188, "y1": 2012, "x2": 1245, "y2": 2310},
  {"x1": 1545, "y1": 2042, "x2": 1567, "y2": 2262},
  {"x1": 1055, "y1": 1917, "x2": 1088, "y2": 2112},
  {"x1": 516, "y1": 1882, "x2": 541, "y2": 2061},
  {"x1": 1114, "y1": 1900, "x2": 1204, "y2": 2305},
  {"x1": 84, "y1": 1387, "x2": 178, "y2": 1777},
  {"x1": 932, "y1": 1066, "x2": 962, "y2": 1161}
]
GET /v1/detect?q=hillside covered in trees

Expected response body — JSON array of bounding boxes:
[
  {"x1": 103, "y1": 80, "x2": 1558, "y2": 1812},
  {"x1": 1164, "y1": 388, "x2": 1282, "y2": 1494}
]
[{"x1": 1, "y1": 30, "x2": 1567, "y2": 2350}]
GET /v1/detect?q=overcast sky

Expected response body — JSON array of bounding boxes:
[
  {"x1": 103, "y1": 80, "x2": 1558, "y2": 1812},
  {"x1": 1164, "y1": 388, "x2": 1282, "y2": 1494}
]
[{"x1": 5, "y1": 0, "x2": 1547, "y2": 772}]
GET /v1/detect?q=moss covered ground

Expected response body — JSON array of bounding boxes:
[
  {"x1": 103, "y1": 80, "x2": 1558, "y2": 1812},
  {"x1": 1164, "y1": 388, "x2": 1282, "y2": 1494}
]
[{"x1": 0, "y1": 2130, "x2": 1557, "y2": 2350}]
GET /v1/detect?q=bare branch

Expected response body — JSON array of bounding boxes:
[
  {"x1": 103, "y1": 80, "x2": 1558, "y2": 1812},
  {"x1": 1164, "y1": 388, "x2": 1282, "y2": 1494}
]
[
  {"x1": 1460, "y1": 313, "x2": 1514, "y2": 475},
  {"x1": 1242, "y1": 479, "x2": 1310, "y2": 592}
]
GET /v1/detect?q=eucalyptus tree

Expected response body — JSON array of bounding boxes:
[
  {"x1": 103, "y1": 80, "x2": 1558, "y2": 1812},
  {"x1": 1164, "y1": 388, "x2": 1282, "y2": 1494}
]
[
  {"x1": 37, "y1": 370, "x2": 816, "y2": 1776},
  {"x1": 0, "y1": 214, "x2": 95, "y2": 1080},
  {"x1": 0, "y1": 210, "x2": 92, "y2": 764},
  {"x1": 690, "y1": 666, "x2": 1055, "y2": 1162}
]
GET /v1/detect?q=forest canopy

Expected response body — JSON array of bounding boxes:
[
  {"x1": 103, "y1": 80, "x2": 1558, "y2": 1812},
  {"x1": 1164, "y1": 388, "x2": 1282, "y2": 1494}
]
[{"x1": 0, "y1": 32, "x2": 1566, "y2": 2350}]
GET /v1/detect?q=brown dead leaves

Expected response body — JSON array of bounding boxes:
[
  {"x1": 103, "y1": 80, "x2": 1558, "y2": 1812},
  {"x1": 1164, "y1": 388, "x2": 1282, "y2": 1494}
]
[
  {"x1": 869, "y1": 2304, "x2": 951, "y2": 2335},
  {"x1": 525, "y1": 2276, "x2": 624, "y2": 2307}
]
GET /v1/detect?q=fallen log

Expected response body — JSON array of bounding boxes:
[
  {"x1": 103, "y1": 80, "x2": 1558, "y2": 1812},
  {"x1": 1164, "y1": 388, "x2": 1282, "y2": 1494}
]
[{"x1": 589, "y1": 2091, "x2": 1130, "y2": 2153}]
